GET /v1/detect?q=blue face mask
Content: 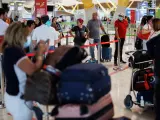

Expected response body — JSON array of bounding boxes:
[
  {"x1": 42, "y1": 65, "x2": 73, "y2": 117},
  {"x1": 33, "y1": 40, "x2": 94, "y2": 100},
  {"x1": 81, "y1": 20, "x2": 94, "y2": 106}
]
[
  {"x1": 118, "y1": 17, "x2": 123, "y2": 21},
  {"x1": 45, "y1": 20, "x2": 51, "y2": 27},
  {"x1": 24, "y1": 37, "x2": 31, "y2": 48}
]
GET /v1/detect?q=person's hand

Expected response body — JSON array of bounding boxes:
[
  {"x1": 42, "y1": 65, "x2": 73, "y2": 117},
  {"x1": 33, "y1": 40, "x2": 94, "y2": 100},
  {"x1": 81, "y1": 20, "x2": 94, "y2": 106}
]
[
  {"x1": 37, "y1": 41, "x2": 47, "y2": 55},
  {"x1": 117, "y1": 37, "x2": 120, "y2": 40}
]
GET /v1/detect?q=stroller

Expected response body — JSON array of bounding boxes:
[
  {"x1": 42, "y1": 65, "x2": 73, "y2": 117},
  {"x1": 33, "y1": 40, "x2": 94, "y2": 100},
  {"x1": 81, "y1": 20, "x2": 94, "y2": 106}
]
[{"x1": 124, "y1": 50, "x2": 155, "y2": 109}]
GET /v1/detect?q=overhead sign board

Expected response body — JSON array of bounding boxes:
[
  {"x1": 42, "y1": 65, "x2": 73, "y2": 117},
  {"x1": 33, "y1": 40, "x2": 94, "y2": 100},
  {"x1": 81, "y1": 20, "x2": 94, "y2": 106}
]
[{"x1": 35, "y1": 0, "x2": 47, "y2": 17}]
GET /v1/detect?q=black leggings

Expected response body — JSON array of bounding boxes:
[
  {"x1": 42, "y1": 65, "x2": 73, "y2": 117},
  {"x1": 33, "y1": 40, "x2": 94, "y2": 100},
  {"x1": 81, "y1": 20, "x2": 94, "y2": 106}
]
[{"x1": 114, "y1": 38, "x2": 125, "y2": 62}]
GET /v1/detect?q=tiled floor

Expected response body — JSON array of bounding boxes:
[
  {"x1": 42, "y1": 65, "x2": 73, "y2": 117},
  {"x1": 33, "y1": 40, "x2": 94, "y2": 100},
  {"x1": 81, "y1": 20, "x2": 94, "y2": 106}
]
[{"x1": 0, "y1": 33, "x2": 155, "y2": 120}]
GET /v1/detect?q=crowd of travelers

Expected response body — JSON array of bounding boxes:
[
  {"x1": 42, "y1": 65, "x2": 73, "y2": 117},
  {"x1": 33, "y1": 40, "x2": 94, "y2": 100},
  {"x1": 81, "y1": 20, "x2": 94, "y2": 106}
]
[{"x1": 1, "y1": 7, "x2": 160, "y2": 120}]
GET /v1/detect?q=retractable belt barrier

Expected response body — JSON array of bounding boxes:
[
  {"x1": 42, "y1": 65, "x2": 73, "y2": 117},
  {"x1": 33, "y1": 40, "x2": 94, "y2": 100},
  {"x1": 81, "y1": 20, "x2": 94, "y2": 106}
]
[{"x1": 26, "y1": 40, "x2": 118, "y2": 57}]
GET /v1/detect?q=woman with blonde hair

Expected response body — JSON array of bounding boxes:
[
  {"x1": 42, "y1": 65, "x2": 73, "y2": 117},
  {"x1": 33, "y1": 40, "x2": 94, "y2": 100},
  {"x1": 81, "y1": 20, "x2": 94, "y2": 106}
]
[{"x1": 2, "y1": 22, "x2": 47, "y2": 120}]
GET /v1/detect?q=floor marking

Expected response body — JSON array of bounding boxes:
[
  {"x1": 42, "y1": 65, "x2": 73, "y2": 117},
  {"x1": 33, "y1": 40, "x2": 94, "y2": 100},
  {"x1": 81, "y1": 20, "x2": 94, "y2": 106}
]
[{"x1": 109, "y1": 66, "x2": 129, "y2": 76}]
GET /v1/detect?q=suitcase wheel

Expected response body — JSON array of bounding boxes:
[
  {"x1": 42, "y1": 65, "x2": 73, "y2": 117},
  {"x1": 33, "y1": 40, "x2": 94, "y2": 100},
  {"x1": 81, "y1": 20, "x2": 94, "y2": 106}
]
[
  {"x1": 103, "y1": 59, "x2": 111, "y2": 62},
  {"x1": 124, "y1": 95, "x2": 133, "y2": 109}
]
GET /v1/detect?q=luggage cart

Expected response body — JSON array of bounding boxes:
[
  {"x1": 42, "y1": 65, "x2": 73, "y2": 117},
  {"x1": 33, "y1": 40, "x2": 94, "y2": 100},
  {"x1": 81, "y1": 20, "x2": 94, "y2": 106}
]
[{"x1": 124, "y1": 51, "x2": 155, "y2": 109}]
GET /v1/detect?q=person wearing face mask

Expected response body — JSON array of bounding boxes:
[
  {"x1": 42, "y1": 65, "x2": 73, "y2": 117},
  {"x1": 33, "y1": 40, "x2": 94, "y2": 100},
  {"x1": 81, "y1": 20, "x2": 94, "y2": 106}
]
[
  {"x1": 114, "y1": 13, "x2": 128, "y2": 66},
  {"x1": 69, "y1": 18, "x2": 89, "y2": 46},
  {"x1": 32, "y1": 15, "x2": 59, "y2": 51},
  {"x1": 24, "y1": 20, "x2": 35, "y2": 53}
]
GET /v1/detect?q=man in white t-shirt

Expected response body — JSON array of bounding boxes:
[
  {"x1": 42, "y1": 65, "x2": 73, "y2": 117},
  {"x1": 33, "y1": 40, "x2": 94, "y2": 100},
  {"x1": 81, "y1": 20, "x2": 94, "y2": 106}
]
[
  {"x1": 0, "y1": 8, "x2": 8, "y2": 108},
  {"x1": 0, "y1": 8, "x2": 8, "y2": 36},
  {"x1": 32, "y1": 15, "x2": 59, "y2": 50}
]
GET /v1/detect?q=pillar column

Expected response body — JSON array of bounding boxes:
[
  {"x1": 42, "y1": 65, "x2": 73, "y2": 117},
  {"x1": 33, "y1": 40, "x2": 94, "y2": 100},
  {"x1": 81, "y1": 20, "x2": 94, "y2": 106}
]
[
  {"x1": 81, "y1": 0, "x2": 96, "y2": 24},
  {"x1": 0, "y1": 0, "x2": 2, "y2": 8}
]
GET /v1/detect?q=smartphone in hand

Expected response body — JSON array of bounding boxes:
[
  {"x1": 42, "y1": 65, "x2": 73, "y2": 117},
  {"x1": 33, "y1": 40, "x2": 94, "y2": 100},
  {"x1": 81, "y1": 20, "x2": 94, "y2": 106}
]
[{"x1": 34, "y1": 39, "x2": 49, "y2": 51}]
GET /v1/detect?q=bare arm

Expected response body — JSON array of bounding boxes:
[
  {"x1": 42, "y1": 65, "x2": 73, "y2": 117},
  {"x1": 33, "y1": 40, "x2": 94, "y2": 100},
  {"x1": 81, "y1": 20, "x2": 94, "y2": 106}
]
[
  {"x1": 100, "y1": 25, "x2": 106, "y2": 34},
  {"x1": 115, "y1": 27, "x2": 120, "y2": 39},
  {"x1": 18, "y1": 43, "x2": 46, "y2": 76},
  {"x1": 69, "y1": 30, "x2": 75, "y2": 38},
  {"x1": 18, "y1": 56, "x2": 43, "y2": 76}
]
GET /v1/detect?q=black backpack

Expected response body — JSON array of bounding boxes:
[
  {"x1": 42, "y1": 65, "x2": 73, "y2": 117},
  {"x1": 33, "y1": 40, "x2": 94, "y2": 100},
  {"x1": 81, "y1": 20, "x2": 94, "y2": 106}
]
[{"x1": 101, "y1": 34, "x2": 110, "y2": 48}]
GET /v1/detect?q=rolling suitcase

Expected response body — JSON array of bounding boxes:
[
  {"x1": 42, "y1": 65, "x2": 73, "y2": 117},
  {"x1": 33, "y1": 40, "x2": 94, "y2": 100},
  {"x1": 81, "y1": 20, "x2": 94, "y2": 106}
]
[
  {"x1": 54, "y1": 94, "x2": 114, "y2": 120},
  {"x1": 102, "y1": 47, "x2": 112, "y2": 62}
]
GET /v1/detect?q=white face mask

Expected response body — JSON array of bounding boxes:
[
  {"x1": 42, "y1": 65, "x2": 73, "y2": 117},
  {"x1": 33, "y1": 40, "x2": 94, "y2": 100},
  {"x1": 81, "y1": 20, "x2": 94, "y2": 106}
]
[{"x1": 118, "y1": 16, "x2": 123, "y2": 21}]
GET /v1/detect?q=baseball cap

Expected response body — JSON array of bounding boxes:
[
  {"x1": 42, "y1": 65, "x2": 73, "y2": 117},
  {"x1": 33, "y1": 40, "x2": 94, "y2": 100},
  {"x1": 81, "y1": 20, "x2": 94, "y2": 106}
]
[{"x1": 119, "y1": 13, "x2": 124, "y2": 17}]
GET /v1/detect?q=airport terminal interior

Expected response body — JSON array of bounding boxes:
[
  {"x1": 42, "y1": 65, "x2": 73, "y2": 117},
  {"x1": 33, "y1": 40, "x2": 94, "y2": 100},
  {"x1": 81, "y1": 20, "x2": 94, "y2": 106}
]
[{"x1": 0, "y1": 0, "x2": 159, "y2": 120}]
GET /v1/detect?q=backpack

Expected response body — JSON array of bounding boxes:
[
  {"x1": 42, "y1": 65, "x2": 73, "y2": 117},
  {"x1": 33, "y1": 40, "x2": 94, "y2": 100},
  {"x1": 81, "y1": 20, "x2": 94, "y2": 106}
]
[{"x1": 101, "y1": 34, "x2": 110, "y2": 48}]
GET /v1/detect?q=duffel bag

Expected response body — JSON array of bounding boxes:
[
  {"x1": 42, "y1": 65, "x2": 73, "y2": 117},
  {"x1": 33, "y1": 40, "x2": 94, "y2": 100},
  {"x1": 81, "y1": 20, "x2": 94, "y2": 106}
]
[
  {"x1": 45, "y1": 45, "x2": 88, "y2": 71},
  {"x1": 57, "y1": 63, "x2": 111, "y2": 105}
]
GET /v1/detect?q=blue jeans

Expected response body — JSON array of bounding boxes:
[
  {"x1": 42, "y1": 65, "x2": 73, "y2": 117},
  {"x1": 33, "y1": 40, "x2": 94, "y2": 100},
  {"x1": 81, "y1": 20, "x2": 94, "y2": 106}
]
[
  {"x1": 49, "y1": 46, "x2": 55, "y2": 51},
  {"x1": 89, "y1": 39, "x2": 101, "y2": 59}
]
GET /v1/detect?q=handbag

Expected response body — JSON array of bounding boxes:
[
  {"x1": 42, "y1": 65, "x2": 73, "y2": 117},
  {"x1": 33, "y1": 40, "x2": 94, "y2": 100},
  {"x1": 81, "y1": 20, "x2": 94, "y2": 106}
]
[
  {"x1": 135, "y1": 37, "x2": 142, "y2": 50},
  {"x1": 137, "y1": 25, "x2": 151, "y2": 40},
  {"x1": 23, "y1": 66, "x2": 60, "y2": 105}
]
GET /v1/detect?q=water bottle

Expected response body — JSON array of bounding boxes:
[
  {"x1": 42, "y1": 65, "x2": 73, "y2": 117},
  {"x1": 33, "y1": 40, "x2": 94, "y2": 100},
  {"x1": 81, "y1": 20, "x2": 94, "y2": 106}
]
[{"x1": 140, "y1": 96, "x2": 145, "y2": 107}]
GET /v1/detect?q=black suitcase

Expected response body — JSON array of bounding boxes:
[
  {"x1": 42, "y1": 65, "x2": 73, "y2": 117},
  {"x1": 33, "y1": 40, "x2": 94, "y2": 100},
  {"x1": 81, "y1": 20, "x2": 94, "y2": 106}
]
[{"x1": 101, "y1": 34, "x2": 110, "y2": 48}]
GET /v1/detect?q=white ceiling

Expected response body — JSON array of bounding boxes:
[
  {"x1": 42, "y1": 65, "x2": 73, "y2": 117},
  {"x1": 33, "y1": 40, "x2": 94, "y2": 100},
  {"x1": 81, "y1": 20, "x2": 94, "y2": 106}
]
[
  {"x1": 2, "y1": 0, "x2": 141, "y2": 5},
  {"x1": 2, "y1": 0, "x2": 118, "y2": 4}
]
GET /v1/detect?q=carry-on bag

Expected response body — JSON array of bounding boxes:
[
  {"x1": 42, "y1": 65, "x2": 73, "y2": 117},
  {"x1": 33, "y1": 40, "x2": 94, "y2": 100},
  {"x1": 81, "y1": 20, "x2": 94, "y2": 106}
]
[
  {"x1": 54, "y1": 94, "x2": 114, "y2": 120},
  {"x1": 102, "y1": 47, "x2": 112, "y2": 61},
  {"x1": 101, "y1": 34, "x2": 110, "y2": 48},
  {"x1": 57, "y1": 63, "x2": 111, "y2": 105}
]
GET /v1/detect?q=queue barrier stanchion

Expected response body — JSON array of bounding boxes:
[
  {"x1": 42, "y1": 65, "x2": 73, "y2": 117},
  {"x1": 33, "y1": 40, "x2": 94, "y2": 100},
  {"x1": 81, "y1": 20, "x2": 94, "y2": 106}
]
[
  {"x1": 134, "y1": 29, "x2": 137, "y2": 50},
  {"x1": 97, "y1": 41, "x2": 101, "y2": 64},
  {"x1": 66, "y1": 32, "x2": 69, "y2": 45},
  {"x1": 0, "y1": 53, "x2": 5, "y2": 108},
  {"x1": 113, "y1": 39, "x2": 123, "y2": 71}
]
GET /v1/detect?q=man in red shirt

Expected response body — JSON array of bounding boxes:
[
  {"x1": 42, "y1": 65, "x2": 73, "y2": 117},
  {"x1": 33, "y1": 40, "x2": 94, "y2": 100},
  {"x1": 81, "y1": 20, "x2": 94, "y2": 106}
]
[{"x1": 114, "y1": 13, "x2": 128, "y2": 66}]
